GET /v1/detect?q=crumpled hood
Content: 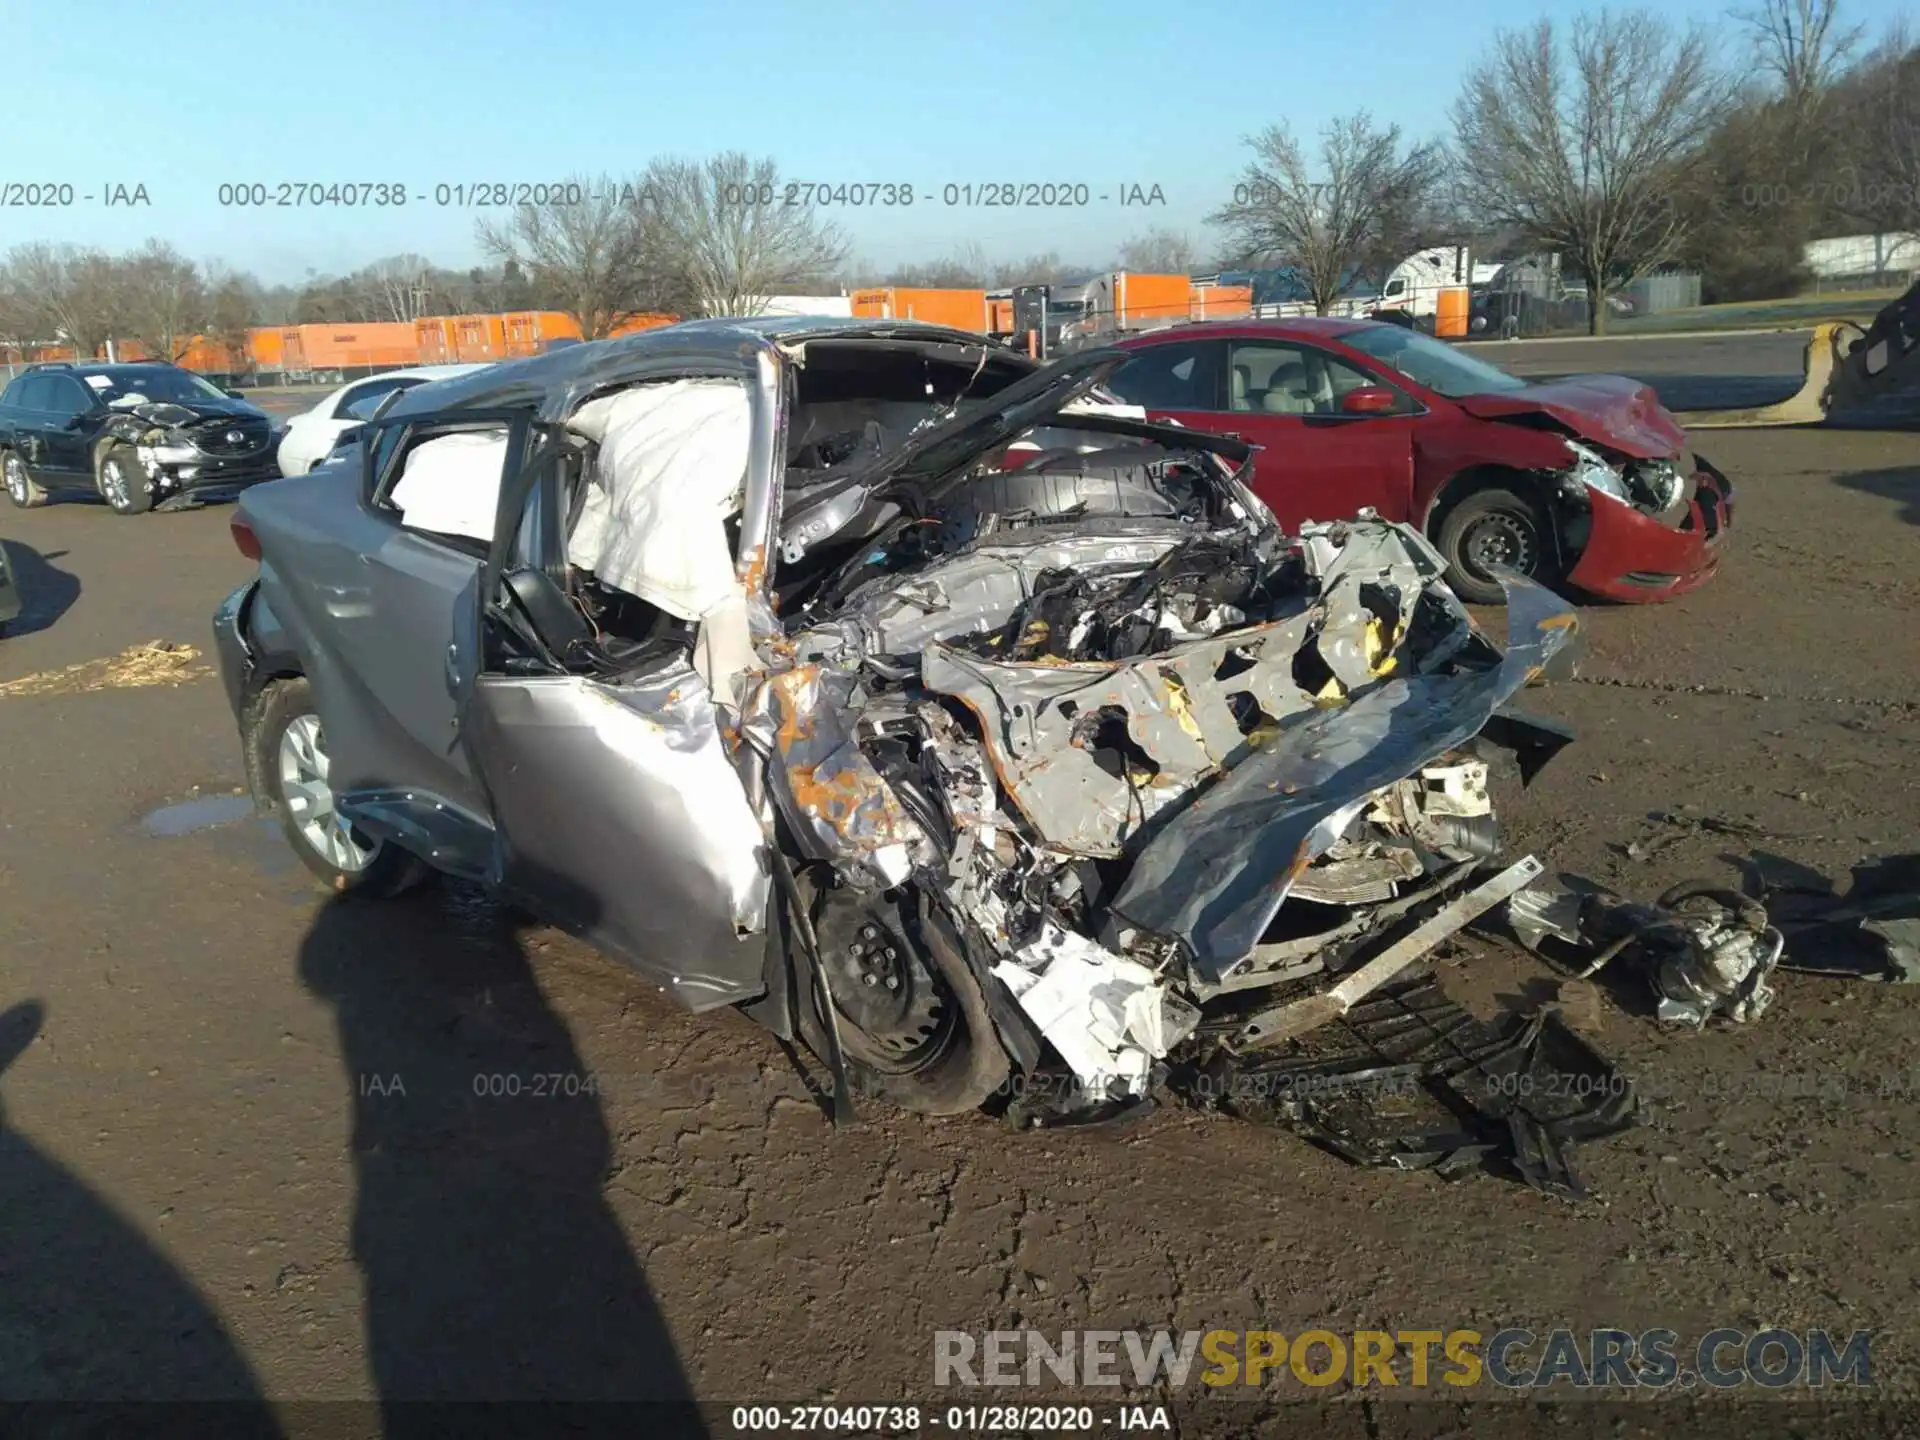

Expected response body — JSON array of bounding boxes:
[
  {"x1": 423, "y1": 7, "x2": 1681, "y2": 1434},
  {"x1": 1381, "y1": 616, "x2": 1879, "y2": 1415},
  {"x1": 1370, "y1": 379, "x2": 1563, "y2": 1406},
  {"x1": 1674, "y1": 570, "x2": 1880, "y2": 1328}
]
[
  {"x1": 117, "y1": 395, "x2": 266, "y2": 429},
  {"x1": 1106, "y1": 575, "x2": 1578, "y2": 979},
  {"x1": 1458, "y1": 375, "x2": 1685, "y2": 459}
]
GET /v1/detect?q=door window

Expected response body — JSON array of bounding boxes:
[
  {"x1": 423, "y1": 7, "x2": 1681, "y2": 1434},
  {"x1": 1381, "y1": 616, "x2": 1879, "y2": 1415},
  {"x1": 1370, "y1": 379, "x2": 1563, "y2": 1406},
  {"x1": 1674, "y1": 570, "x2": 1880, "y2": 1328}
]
[
  {"x1": 1105, "y1": 341, "x2": 1225, "y2": 410},
  {"x1": 42, "y1": 377, "x2": 94, "y2": 418},
  {"x1": 1227, "y1": 342, "x2": 1401, "y2": 416},
  {"x1": 370, "y1": 417, "x2": 526, "y2": 552},
  {"x1": 13, "y1": 376, "x2": 57, "y2": 411}
]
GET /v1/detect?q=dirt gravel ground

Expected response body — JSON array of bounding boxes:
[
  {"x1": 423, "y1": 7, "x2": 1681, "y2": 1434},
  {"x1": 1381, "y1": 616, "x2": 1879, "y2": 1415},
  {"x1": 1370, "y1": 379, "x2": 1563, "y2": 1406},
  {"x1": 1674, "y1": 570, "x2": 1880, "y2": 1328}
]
[{"x1": 0, "y1": 395, "x2": 1916, "y2": 1435}]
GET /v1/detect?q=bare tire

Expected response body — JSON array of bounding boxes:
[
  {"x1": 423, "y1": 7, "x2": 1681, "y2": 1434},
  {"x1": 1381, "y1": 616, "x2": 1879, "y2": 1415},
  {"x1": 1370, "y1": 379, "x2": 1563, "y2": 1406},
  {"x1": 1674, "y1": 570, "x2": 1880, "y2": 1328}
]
[
  {"x1": 807, "y1": 880, "x2": 1010, "y2": 1116},
  {"x1": 1435, "y1": 487, "x2": 1553, "y2": 605},
  {"x1": 96, "y1": 445, "x2": 154, "y2": 516},
  {"x1": 3, "y1": 452, "x2": 46, "y2": 509},
  {"x1": 253, "y1": 678, "x2": 427, "y2": 897}
]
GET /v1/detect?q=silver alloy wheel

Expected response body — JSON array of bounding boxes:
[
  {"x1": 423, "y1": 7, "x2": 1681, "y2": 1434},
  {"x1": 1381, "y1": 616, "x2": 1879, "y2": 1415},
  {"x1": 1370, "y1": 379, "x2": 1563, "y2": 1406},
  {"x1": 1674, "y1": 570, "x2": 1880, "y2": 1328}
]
[
  {"x1": 4, "y1": 454, "x2": 27, "y2": 504},
  {"x1": 277, "y1": 712, "x2": 376, "y2": 872},
  {"x1": 100, "y1": 455, "x2": 136, "y2": 510}
]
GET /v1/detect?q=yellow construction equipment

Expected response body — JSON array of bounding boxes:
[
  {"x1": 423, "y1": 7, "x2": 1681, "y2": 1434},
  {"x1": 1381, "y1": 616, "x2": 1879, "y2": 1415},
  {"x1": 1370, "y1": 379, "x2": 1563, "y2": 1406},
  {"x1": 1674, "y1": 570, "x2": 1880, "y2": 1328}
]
[{"x1": 1686, "y1": 280, "x2": 1920, "y2": 428}]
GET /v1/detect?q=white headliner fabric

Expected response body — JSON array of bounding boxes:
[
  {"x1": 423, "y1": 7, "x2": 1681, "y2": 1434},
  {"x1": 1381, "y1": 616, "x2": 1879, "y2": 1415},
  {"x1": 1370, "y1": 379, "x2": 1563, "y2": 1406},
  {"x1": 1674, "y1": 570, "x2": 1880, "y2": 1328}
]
[
  {"x1": 565, "y1": 379, "x2": 752, "y2": 623},
  {"x1": 388, "y1": 429, "x2": 510, "y2": 540}
]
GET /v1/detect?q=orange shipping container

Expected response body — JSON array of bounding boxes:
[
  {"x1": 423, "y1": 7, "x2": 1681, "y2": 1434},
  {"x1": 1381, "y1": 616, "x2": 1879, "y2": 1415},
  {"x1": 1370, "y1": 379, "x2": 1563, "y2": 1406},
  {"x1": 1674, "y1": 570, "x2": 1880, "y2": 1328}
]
[
  {"x1": 291, "y1": 322, "x2": 420, "y2": 370},
  {"x1": 1188, "y1": 283, "x2": 1252, "y2": 322},
  {"x1": 606, "y1": 312, "x2": 677, "y2": 339},
  {"x1": 850, "y1": 288, "x2": 988, "y2": 333},
  {"x1": 1109, "y1": 273, "x2": 1193, "y2": 329},
  {"x1": 247, "y1": 328, "x2": 303, "y2": 372}
]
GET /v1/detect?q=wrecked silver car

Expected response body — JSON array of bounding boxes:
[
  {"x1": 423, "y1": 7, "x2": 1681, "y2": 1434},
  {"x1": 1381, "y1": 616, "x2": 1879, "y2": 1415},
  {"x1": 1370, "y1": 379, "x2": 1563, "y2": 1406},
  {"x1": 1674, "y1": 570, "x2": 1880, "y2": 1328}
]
[{"x1": 213, "y1": 317, "x2": 1605, "y2": 1164}]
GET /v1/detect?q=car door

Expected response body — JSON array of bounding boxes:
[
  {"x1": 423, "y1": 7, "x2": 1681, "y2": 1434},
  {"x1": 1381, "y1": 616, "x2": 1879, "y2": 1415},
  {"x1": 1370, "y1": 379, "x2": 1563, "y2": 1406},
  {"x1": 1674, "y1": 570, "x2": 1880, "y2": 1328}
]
[
  {"x1": 40, "y1": 375, "x2": 102, "y2": 484},
  {"x1": 12, "y1": 376, "x2": 93, "y2": 489},
  {"x1": 269, "y1": 406, "x2": 534, "y2": 875},
  {"x1": 1215, "y1": 339, "x2": 1420, "y2": 530},
  {"x1": 455, "y1": 369, "x2": 775, "y2": 1011}
]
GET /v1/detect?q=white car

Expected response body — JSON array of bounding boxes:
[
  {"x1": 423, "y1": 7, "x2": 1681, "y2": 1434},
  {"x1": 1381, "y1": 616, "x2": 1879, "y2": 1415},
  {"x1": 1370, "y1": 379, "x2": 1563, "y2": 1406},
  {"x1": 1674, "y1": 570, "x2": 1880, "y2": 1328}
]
[{"x1": 275, "y1": 364, "x2": 492, "y2": 476}]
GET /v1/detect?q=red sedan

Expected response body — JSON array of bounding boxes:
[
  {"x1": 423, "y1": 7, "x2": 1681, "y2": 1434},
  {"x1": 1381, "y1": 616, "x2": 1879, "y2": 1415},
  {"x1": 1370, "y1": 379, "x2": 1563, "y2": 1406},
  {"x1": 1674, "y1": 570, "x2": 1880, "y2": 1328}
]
[{"x1": 1104, "y1": 318, "x2": 1732, "y2": 604}]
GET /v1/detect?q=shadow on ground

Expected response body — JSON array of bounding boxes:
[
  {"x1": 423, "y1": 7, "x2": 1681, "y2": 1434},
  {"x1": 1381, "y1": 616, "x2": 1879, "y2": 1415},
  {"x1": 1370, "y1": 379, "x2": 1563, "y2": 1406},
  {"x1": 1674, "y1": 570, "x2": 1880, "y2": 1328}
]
[
  {"x1": 297, "y1": 883, "x2": 704, "y2": 1423},
  {"x1": 1834, "y1": 465, "x2": 1920, "y2": 527},
  {"x1": 0, "y1": 1000, "x2": 282, "y2": 1429},
  {"x1": 0, "y1": 542, "x2": 80, "y2": 638}
]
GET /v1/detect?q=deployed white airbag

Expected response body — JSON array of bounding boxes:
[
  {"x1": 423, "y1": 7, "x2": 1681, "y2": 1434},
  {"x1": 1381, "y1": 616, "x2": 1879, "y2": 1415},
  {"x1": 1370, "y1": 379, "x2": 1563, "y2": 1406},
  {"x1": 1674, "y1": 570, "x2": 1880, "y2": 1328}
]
[
  {"x1": 566, "y1": 378, "x2": 752, "y2": 623},
  {"x1": 388, "y1": 429, "x2": 510, "y2": 540}
]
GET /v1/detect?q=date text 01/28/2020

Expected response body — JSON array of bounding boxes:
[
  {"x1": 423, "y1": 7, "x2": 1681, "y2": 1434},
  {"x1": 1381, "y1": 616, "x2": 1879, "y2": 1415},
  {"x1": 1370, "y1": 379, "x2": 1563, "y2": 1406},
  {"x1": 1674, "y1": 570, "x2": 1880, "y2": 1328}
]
[{"x1": 726, "y1": 1404, "x2": 1166, "y2": 1432}]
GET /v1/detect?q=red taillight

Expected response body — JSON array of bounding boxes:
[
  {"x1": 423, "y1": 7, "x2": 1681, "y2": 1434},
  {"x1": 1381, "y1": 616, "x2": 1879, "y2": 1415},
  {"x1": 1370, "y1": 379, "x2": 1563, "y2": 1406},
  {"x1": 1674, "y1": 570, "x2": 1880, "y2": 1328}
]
[{"x1": 230, "y1": 515, "x2": 261, "y2": 561}]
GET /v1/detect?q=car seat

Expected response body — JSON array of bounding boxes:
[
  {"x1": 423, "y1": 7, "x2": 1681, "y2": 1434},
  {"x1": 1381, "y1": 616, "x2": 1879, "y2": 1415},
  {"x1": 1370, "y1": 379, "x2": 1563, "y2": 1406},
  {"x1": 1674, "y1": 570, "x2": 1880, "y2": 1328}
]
[{"x1": 1259, "y1": 358, "x2": 1317, "y2": 415}]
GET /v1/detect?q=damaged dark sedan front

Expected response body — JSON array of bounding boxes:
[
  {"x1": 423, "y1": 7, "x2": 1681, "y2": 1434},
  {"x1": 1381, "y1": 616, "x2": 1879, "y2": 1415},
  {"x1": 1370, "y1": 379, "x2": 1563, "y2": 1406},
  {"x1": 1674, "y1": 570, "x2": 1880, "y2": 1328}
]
[{"x1": 214, "y1": 317, "x2": 1619, "y2": 1176}]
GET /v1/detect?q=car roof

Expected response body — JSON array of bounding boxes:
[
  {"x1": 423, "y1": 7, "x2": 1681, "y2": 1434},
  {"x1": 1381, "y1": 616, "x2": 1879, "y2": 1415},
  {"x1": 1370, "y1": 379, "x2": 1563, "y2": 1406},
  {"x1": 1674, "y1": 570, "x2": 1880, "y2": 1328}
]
[
  {"x1": 1119, "y1": 316, "x2": 1377, "y2": 344},
  {"x1": 380, "y1": 363, "x2": 492, "y2": 380},
  {"x1": 72, "y1": 362, "x2": 189, "y2": 377},
  {"x1": 383, "y1": 315, "x2": 1016, "y2": 421}
]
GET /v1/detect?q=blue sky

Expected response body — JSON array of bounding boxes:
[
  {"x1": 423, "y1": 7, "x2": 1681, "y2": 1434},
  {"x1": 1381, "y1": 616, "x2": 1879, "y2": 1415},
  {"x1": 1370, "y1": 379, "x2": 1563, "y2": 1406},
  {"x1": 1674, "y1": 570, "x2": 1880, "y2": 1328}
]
[{"x1": 2, "y1": 0, "x2": 1896, "y2": 283}]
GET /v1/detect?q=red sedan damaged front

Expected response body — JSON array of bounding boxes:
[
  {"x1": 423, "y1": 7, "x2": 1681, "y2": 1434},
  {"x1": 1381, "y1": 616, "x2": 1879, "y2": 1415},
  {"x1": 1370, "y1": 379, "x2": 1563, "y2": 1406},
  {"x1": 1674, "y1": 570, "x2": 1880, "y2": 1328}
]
[
  {"x1": 1450, "y1": 373, "x2": 1734, "y2": 603},
  {"x1": 1107, "y1": 320, "x2": 1735, "y2": 607}
]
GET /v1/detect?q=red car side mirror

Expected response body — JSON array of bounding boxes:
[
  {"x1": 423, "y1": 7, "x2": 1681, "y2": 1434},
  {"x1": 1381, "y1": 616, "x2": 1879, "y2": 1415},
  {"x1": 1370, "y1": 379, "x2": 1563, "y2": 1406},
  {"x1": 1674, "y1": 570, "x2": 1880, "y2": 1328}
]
[{"x1": 1340, "y1": 386, "x2": 1398, "y2": 416}]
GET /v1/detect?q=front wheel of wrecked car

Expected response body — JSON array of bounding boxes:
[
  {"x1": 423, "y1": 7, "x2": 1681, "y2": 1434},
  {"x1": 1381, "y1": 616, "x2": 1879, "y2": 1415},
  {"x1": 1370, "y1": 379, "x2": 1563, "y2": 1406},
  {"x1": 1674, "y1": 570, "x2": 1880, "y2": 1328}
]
[
  {"x1": 96, "y1": 445, "x2": 155, "y2": 516},
  {"x1": 1435, "y1": 486, "x2": 1554, "y2": 605},
  {"x1": 254, "y1": 678, "x2": 427, "y2": 897},
  {"x1": 807, "y1": 880, "x2": 1010, "y2": 1116}
]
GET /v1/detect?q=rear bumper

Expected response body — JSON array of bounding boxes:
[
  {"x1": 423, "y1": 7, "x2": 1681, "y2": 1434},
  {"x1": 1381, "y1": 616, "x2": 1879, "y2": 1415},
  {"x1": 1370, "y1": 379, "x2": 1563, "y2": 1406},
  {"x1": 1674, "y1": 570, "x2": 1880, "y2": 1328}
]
[
  {"x1": 1566, "y1": 456, "x2": 1732, "y2": 604},
  {"x1": 212, "y1": 580, "x2": 255, "y2": 719}
]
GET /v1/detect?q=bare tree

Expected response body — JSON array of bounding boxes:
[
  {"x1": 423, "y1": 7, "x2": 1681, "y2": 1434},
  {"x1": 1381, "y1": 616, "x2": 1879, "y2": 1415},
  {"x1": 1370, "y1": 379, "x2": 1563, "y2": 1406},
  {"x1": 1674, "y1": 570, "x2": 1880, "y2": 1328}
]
[
  {"x1": 0, "y1": 258, "x2": 37, "y2": 360},
  {"x1": 1838, "y1": 26, "x2": 1920, "y2": 232},
  {"x1": 3, "y1": 243, "x2": 121, "y2": 359},
  {"x1": 986, "y1": 252, "x2": 1098, "y2": 288},
  {"x1": 875, "y1": 242, "x2": 993, "y2": 288},
  {"x1": 116, "y1": 240, "x2": 206, "y2": 362},
  {"x1": 1452, "y1": 13, "x2": 1735, "y2": 334},
  {"x1": 1209, "y1": 113, "x2": 1446, "y2": 315},
  {"x1": 1733, "y1": 0, "x2": 1863, "y2": 112},
  {"x1": 1116, "y1": 227, "x2": 1197, "y2": 274},
  {"x1": 638, "y1": 153, "x2": 848, "y2": 317},
  {"x1": 202, "y1": 264, "x2": 263, "y2": 374},
  {"x1": 478, "y1": 174, "x2": 657, "y2": 339},
  {"x1": 356, "y1": 253, "x2": 438, "y2": 323}
]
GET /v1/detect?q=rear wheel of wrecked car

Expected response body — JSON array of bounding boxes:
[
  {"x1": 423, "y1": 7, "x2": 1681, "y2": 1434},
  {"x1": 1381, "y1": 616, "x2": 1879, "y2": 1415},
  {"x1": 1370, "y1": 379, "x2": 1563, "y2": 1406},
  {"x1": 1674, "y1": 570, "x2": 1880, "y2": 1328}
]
[
  {"x1": 1435, "y1": 487, "x2": 1552, "y2": 605},
  {"x1": 255, "y1": 678, "x2": 427, "y2": 898},
  {"x1": 3, "y1": 452, "x2": 46, "y2": 509},
  {"x1": 807, "y1": 880, "x2": 1009, "y2": 1116},
  {"x1": 96, "y1": 445, "x2": 154, "y2": 516}
]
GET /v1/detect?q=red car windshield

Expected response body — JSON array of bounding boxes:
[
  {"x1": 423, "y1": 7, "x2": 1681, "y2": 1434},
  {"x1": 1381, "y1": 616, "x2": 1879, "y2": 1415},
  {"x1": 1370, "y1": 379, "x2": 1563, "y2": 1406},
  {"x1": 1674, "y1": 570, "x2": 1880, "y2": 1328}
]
[{"x1": 1341, "y1": 326, "x2": 1531, "y2": 399}]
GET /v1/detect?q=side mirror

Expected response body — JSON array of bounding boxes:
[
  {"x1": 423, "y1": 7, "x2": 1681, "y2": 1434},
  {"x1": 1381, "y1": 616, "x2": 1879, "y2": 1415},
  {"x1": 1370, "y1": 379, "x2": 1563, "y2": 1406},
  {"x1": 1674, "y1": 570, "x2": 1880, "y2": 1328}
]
[
  {"x1": 63, "y1": 413, "x2": 91, "y2": 430},
  {"x1": 1340, "y1": 386, "x2": 1398, "y2": 416},
  {"x1": 225, "y1": 388, "x2": 247, "y2": 400}
]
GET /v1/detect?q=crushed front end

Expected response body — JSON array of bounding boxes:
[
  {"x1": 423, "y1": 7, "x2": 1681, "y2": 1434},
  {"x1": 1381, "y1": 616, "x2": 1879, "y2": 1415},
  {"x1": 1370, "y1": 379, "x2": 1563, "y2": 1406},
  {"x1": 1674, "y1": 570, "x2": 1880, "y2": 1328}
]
[
  {"x1": 743, "y1": 400, "x2": 1631, "y2": 1191},
  {"x1": 1552, "y1": 438, "x2": 1734, "y2": 602},
  {"x1": 104, "y1": 403, "x2": 280, "y2": 509}
]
